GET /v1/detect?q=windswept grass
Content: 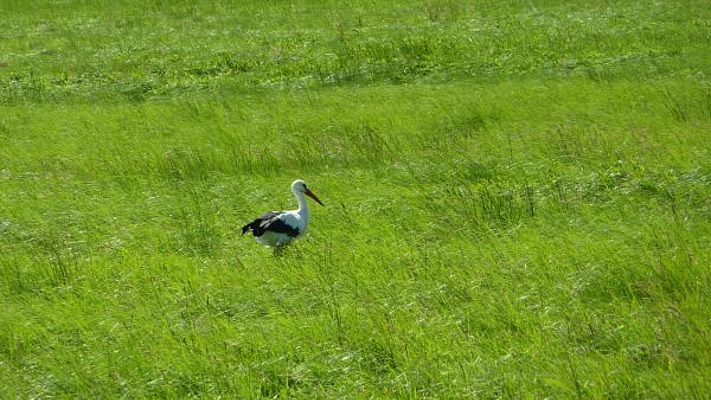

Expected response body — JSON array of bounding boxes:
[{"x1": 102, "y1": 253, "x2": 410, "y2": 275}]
[
  {"x1": 1, "y1": 0, "x2": 710, "y2": 398},
  {"x1": 1, "y1": 0, "x2": 709, "y2": 101}
]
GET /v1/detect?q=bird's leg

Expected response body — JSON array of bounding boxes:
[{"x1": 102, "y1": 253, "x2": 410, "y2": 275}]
[{"x1": 272, "y1": 245, "x2": 288, "y2": 257}]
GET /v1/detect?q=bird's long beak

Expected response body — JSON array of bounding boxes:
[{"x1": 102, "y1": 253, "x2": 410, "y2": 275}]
[{"x1": 305, "y1": 189, "x2": 324, "y2": 206}]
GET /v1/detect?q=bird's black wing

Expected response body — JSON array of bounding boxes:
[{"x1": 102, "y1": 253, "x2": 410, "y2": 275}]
[{"x1": 242, "y1": 211, "x2": 300, "y2": 237}]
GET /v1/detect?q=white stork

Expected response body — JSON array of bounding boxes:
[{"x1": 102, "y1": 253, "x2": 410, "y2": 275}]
[{"x1": 241, "y1": 179, "x2": 324, "y2": 248}]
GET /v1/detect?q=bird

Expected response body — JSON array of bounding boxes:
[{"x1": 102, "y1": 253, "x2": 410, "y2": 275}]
[{"x1": 241, "y1": 179, "x2": 324, "y2": 249}]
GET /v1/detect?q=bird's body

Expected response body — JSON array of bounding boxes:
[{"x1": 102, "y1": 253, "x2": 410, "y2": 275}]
[{"x1": 241, "y1": 180, "x2": 323, "y2": 248}]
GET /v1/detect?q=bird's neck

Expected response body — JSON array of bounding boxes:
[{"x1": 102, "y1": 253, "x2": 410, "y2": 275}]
[{"x1": 295, "y1": 192, "x2": 310, "y2": 217}]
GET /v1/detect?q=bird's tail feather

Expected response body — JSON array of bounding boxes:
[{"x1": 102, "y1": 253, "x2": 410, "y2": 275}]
[{"x1": 241, "y1": 223, "x2": 252, "y2": 235}]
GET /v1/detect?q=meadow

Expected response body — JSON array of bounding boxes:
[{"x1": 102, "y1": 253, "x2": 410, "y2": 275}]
[{"x1": 1, "y1": 0, "x2": 710, "y2": 398}]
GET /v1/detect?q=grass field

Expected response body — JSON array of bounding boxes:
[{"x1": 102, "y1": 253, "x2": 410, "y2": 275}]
[{"x1": 1, "y1": 0, "x2": 710, "y2": 398}]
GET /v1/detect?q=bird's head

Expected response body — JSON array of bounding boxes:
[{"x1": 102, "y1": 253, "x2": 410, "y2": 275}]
[{"x1": 292, "y1": 179, "x2": 324, "y2": 206}]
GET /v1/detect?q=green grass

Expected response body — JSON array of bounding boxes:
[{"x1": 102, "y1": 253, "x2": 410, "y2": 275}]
[{"x1": 1, "y1": 0, "x2": 710, "y2": 398}]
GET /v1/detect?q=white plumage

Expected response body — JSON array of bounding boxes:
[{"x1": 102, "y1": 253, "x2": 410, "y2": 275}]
[{"x1": 241, "y1": 180, "x2": 324, "y2": 248}]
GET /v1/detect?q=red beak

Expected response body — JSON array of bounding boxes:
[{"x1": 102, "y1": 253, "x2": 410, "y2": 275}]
[{"x1": 305, "y1": 189, "x2": 324, "y2": 206}]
